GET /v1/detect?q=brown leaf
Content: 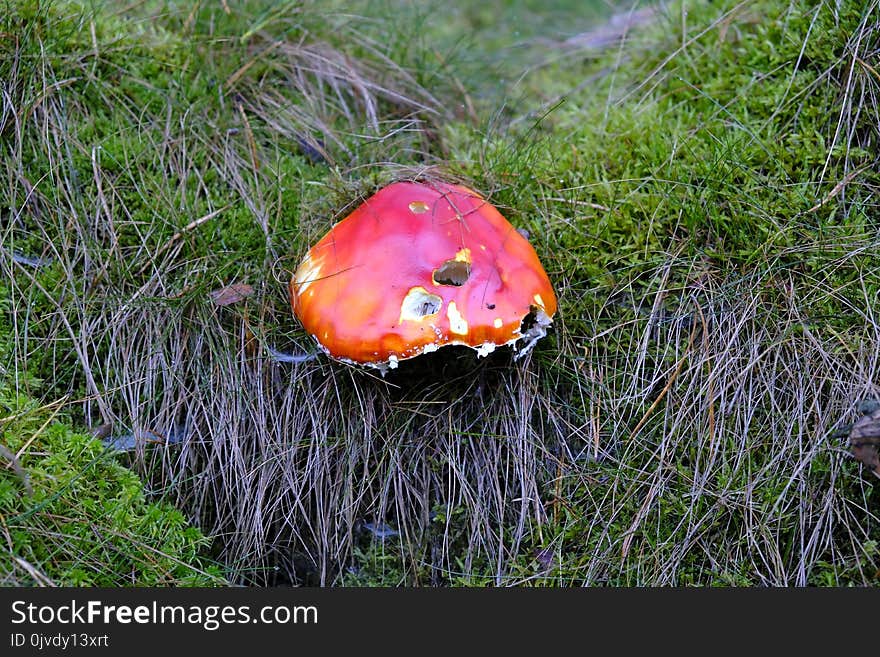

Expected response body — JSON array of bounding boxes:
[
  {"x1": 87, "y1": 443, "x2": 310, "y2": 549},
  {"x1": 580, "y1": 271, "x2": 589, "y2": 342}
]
[
  {"x1": 533, "y1": 547, "x2": 557, "y2": 571},
  {"x1": 209, "y1": 283, "x2": 254, "y2": 307},
  {"x1": 849, "y1": 407, "x2": 880, "y2": 478},
  {"x1": 91, "y1": 423, "x2": 112, "y2": 441}
]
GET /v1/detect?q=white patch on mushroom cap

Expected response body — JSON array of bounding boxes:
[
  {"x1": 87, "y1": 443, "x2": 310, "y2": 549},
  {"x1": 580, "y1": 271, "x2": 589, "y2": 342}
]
[
  {"x1": 399, "y1": 287, "x2": 443, "y2": 323},
  {"x1": 446, "y1": 301, "x2": 468, "y2": 335},
  {"x1": 454, "y1": 247, "x2": 472, "y2": 263},
  {"x1": 475, "y1": 342, "x2": 496, "y2": 357},
  {"x1": 293, "y1": 252, "x2": 324, "y2": 295}
]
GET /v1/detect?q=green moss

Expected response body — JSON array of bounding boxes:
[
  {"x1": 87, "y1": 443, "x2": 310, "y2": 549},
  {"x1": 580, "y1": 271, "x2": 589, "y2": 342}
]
[{"x1": 0, "y1": 389, "x2": 225, "y2": 586}]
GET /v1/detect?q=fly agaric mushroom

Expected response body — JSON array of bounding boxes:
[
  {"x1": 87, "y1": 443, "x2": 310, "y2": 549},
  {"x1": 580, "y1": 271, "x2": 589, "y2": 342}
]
[{"x1": 290, "y1": 181, "x2": 557, "y2": 372}]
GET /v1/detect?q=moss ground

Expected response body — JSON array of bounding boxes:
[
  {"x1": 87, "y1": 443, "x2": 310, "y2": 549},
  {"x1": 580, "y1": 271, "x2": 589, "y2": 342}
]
[{"x1": 2, "y1": 0, "x2": 878, "y2": 585}]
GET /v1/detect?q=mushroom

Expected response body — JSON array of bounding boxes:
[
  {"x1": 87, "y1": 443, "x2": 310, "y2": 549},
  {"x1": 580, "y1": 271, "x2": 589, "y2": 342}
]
[{"x1": 290, "y1": 181, "x2": 557, "y2": 372}]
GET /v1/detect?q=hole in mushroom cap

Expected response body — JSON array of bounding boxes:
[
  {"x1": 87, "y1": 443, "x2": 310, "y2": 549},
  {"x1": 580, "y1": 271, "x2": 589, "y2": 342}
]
[
  {"x1": 515, "y1": 304, "x2": 553, "y2": 359},
  {"x1": 519, "y1": 305, "x2": 542, "y2": 334},
  {"x1": 399, "y1": 286, "x2": 442, "y2": 323},
  {"x1": 432, "y1": 259, "x2": 471, "y2": 286},
  {"x1": 408, "y1": 200, "x2": 429, "y2": 214}
]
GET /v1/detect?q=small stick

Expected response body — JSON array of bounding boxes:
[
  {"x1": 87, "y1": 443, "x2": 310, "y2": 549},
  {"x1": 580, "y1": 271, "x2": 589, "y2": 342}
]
[
  {"x1": 0, "y1": 444, "x2": 32, "y2": 496},
  {"x1": 224, "y1": 41, "x2": 282, "y2": 89},
  {"x1": 238, "y1": 102, "x2": 260, "y2": 171},
  {"x1": 543, "y1": 197, "x2": 611, "y2": 212},
  {"x1": 628, "y1": 317, "x2": 697, "y2": 441},
  {"x1": 807, "y1": 166, "x2": 869, "y2": 213},
  {"x1": 136, "y1": 205, "x2": 229, "y2": 276}
]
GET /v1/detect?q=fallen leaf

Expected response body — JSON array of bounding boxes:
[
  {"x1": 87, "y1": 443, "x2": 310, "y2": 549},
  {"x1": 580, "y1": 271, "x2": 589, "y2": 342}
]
[
  {"x1": 295, "y1": 134, "x2": 329, "y2": 164},
  {"x1": 91, "y1": 423, "x2": 112, "y2": 441},
  {"x1": 209, "y1": 283, "x2": 254, "y2": 307},
  {"x1": 533, "y1": 547, "x2": 557, "y2": 571},
  {"x1": 360, "y1": 521, "x2": 398, "y2": 540},
  {"x1": 10, "y1": 250, "x2": 52, "y2": 267},
  {"x1": 103, "y1": 426, "x2": 189, "y2": 452},
  {"x1": 849, "y1": 405, "x2": 880, "y2": 479}
]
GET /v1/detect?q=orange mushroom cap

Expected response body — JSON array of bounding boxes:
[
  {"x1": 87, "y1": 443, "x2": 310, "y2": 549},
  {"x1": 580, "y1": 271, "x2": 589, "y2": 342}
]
[{"x1": 290, "y1": 181, "x2": 557, "y2": 371}]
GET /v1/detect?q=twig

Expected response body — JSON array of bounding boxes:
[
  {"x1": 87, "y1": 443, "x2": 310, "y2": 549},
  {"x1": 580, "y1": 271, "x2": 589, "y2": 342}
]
[
  {"x1": 807, "y1": 166, "x2": 869, "y2": 212},
  {"x1": 14, "y1": 558, "x2": 56, "y2": 587},
  {"x1": 238, "y1": 102, "x2": 260, "y2": 171},
  {"x1": 855, "y1": 56, "x2": 880, "y2": 84},
  {"x1": 543, "y1": 197, "x2": 611, "y2": 212},
  {"x1": 183, "y1": 0, "x2": 202, "y2": 32},
  {"x1": 628, "y1": 316, "x2": 698, "y2": 441},
  {"x1": 0, "y1": 444, "x2": 32, "y2": 496},
  {"x1": 224, "y1": 40, "x2": 282, "y2": 89},
  {"x1": 0, "y1": 395, "x2": 69, "y2": 425},
  {"x1": 136, "y1": 205, "x2": 230, "y2": 276},
  {"x1": 15, "y1": 403, "x2": 62, "y2": 463}
]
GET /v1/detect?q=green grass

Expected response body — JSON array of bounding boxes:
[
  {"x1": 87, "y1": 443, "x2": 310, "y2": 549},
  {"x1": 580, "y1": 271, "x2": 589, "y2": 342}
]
[
  {"x1": 2, "y1": 0, "x2": 879, "y2": 586},
  {"x1": 0, "y1": 402, "x2": 227, "y2": 586}
]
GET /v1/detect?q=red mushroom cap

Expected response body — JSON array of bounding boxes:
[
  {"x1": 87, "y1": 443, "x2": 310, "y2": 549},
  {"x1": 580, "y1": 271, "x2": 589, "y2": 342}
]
[{"x1": 290, "y1": 181, "x2": 557, "y2": 370}]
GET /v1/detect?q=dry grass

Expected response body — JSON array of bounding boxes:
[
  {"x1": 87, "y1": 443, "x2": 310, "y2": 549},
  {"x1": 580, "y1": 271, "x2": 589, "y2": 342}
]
[{"x1": 555, "y1": 256, "x2": 880, "y2": 584}]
